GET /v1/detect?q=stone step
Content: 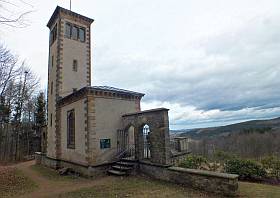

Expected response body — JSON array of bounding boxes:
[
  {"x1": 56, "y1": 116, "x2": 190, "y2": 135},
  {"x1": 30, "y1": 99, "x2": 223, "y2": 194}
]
[
  {"x1": 112, "y1": 165, "x2": 133, "y2": 171},
  {"x1": 108, "y1": 169, "x2": 126, "y2": 176},
  {"x1": 121, "y1": 157, "x2": 137, "y2": 163},
  {"x1": 116, "y1": 161, "x2": 135, "y2": 167},
  {"x1": 58, "y1": 167, "x2": 71, "y2": 175}
]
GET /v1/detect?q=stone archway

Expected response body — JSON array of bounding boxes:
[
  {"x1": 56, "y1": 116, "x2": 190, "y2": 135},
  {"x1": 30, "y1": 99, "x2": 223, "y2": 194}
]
[
  {"x1": 122, "y1": 108, "x2": 171, "y2": 165},
  {"x1": 117, "y1": 124, "x2": 136, "y2": 159}
]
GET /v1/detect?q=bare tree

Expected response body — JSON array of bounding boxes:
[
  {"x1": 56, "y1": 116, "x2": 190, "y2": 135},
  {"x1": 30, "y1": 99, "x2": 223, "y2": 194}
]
[
  {"x1": 0, "y1": 44, "x2": 41, "y2": 161},
  {"x1": 0, "y1": 0, "x2": 33, "y2": 28}
]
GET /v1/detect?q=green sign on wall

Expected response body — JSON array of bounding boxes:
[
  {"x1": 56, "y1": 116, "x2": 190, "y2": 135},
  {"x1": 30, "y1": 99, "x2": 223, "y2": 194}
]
[{"x1": 100, "y1": 139, "x2": 111, "y2": 149}]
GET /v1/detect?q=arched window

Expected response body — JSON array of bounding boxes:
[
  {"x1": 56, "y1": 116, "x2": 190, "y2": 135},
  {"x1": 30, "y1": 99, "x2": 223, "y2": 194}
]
[
  {"x1": 67, "y1": 109, "x2": 75, "y2": 148},
  {"x1": 143, "y1": 124, "x2": 151, "y2": 159}
]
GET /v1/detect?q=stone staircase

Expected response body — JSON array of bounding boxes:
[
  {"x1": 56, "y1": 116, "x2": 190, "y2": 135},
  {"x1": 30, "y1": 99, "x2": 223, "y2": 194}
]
[{"x1": 107, "y1": 158, "x2": 136, "y2": 176}]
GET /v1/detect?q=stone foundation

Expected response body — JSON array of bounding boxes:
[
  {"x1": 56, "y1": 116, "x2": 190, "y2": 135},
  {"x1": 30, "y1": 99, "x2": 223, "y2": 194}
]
[
  {"x1": 35, "y1": 152, "x2": 111, "y2": 178},
  {"x1": 138, "y1": 160, "x2": 238, "y2": 197}
]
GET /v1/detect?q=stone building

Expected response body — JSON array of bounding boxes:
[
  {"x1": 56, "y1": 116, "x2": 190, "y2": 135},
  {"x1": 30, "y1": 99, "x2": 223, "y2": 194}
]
[
  {"x1": 36, "y1": 6, "x2": 239, "y2": 196},
  {"x1": 42, "y1": 6, "x2": 172, "y2": 170}
]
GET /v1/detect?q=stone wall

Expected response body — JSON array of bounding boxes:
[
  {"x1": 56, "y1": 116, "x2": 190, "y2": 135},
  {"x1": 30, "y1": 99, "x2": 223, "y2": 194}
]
[
  {"x1": 93, "y1": 96, "x2": 140, "y2": 165},
  {"x1": 138, "y1": 161, "x2": 238, "y2": 197},
  {"x1": 60, "y1": 97, "x2": 88, "y2": 166}
]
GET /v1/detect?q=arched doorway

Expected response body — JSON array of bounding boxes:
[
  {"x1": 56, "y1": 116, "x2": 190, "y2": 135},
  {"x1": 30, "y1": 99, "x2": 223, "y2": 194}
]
[
  {"x1": 117, "y1": 125, "x2": 136, "y2": 159},
  {"x1": 143, "y1": 124, "x2": 151, "y2": 159},
  {"x1": 127, "y1": 125, "x2": 135, "y2": 158}
]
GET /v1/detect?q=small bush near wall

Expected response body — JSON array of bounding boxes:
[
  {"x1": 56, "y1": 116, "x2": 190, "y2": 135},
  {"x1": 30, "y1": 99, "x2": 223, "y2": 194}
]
[
  {"x1": 225, "y1": 158, "x2": 266, "y2": 181},
  {"x1": 261, "y1": 156, "x2": 280, "y2": 179},
  {"x1": 213, "y1": 150, "x2": 237, "y2": 162},
  {"x1": 178, "y1": 155, "x2": 207, "y2": 169}
]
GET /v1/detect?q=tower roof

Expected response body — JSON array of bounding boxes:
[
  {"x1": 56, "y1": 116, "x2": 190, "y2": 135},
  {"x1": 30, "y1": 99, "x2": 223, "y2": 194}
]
[
  {"x1": 47, "y1": 6, "x2": 94, "y2": 28},
  {"x1": 90, "y1": 86, "x2": 145, "y2": 97},
  {"x1": 57, "y1": 86, "x2": 145, "y2": 107}
]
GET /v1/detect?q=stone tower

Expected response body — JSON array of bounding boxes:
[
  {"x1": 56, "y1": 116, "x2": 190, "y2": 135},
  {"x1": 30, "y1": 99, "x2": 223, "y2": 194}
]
[{"x1": 46, "y1": 6, "x2": 94, "y2": 159}]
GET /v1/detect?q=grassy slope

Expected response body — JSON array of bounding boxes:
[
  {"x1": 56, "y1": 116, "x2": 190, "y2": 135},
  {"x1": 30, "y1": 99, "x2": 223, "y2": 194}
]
[
  {"x1": 30, "y1": 164, "x2": 83, "y2": 181},
  {"x1": 0, "y1": 168, "x2": 37, "y2": 198},
  {"x1": 56, "y1": 177, "x2": 280, "y2": 198},
  {"x1": 239, "y1": 182, "x2": 280, "y2": 198},
  {"x1": 55, "y1": 176, "x2": 218, "y2": 198}
]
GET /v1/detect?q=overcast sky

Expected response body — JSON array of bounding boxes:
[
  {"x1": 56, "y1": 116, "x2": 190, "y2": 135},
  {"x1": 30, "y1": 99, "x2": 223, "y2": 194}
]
[{"x1": 1, "y1": 0, "x2": 280, "y2": 129}]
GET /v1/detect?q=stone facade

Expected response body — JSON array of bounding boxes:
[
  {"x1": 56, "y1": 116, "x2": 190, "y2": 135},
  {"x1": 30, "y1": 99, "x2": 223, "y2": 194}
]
[
  {"x1": 55, "y1": 86, "x2": 144, "y2": 167},
  {"x1": 122, "y1": 108, "x2": 171, "y2": 165},
  {"x1": 46, "y1": 6, "x2": 94, "y2": 161}
]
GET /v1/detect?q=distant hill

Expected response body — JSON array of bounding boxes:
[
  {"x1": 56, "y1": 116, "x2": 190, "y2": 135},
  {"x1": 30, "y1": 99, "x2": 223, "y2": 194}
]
[{"x1": 174, "y1": 117, "x2": 280, "y2": 139}]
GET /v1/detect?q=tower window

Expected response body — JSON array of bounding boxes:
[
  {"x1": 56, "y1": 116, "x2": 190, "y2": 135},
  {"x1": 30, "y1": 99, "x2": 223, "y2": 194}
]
[
  {"x1": 67, "y1": 109, "x2": 75, "y2": 149},
  {"x1": 51, "y1": 81, "x2": 53, "y2": 95},
  {"x1": 79, "y1": 28, "x2": 85, "y2": 42},
  {"x1": 50, "y1": 113, "x2": 52, "y2": 127},
  {"x1": 73, "y1": 59, "x2": 78, "y2": 72},
  {"x1": 51, "y1": 81, "x2": 53, "y2": 94},
  {"x1": 65, "y1": 23, "x2": 71, "y2": 38},
  {"x1": 51, "y1": 55, "x2": 54, "y2": 67},
  {"x1": 72, "y1": 26, "x2": 78, "y2": 40},
  {"x1": 64, "y1": 22, "x2": 86, "y2": 43}
]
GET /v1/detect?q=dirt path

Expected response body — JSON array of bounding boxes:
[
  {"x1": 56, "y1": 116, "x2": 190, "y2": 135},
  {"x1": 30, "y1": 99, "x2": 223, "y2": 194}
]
[{"x1": 13, "y1": 160, "x2": 113, "y2": 198}]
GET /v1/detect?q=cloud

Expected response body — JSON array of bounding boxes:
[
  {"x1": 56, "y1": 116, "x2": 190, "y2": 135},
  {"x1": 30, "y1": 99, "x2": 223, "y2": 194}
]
[
  {"x1": 142, "y1": 101, "x2": 280, "y2": 129},
  {"x1": 93, "y1": 13, "x2": 280, "y2": 129}
]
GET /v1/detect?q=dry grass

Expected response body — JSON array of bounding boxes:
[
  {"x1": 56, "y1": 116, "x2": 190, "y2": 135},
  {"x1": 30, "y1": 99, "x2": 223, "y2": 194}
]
[
  {"x1": 55, "y1": 176, "x2": 218, "y2": 198},
  {"x1": 2, "y1": 163, "x2": 280, "y2": 198},
  {"x1": 30, "y1": 164, "x2": 83, "y2": 182},
  {"x1": 0, "y1": 167, "x2": 37, "y2": 198},
  {"x1": 239, "y1": 182, "x2": 280, "y2": 198}
]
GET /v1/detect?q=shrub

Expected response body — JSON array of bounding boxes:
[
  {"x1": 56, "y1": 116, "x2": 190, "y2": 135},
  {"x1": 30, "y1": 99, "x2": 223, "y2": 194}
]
[
  {"x1": 261, "y1": 156, "x2": 280, "y2": 179},
  {"x1": 225, "y1": 158, "x2": 266, "y2": 180},
  {"x1": 213, "y1": 150, "x2": 237, "y2": 162},
  {"x1": 179, "y1": 155, "x2": 207, "y2": 169}
]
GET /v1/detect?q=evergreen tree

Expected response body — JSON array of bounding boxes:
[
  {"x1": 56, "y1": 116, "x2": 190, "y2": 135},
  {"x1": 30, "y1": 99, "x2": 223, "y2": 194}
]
[{"x1": 34, "y1": 92, "x2": 46, "y2": 127}]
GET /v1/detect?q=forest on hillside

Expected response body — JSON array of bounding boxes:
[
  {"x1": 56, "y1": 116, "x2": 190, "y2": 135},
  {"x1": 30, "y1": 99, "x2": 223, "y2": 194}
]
[{"x1": 188, "y1": 126, "x2": 280, "y2": 160}]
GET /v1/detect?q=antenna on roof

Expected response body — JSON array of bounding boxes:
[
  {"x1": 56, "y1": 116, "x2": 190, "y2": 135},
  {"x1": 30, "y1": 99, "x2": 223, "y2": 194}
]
[{"x1": 70, "y1": 0, "x2": 72, "y2": 11}]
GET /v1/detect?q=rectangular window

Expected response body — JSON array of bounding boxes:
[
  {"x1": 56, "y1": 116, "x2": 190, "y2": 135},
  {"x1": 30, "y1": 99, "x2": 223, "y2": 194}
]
[
  {"x1": 72, "y1": 26, "x2": 78, "y2": 40},
  {"x1": 65, "y1": 23, "x2": 71, "y2": 38},
  {"x1": 51, "y1": 81, "x2": 53, "y2": 95},
  {"x1": 79, "y1": 28, "x2": 85, "y2": 42},
  {"x1": 100, "y1": 139, "x2": 111, "y2": 149},
  {"x1": 51, "y1": 55, "x2": 54, "y2": 67},
  {"x1": 67, "y1": 109, "x2": 75, "y2": 149},
  {"x1": 73, "y1": 59, "x2": 78, "y2": 72},
  {"x1": 50, "y1": 113, "x2": 52, "y2": 127},
  {"x1": 64, "y1": 22, "x2": 86, "y2": 43}
]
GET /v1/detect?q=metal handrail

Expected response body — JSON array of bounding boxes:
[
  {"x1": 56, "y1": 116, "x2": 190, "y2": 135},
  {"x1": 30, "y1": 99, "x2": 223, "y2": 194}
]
[{"x1": 115, "y1": 144, "x2": 135, "y2": 160}]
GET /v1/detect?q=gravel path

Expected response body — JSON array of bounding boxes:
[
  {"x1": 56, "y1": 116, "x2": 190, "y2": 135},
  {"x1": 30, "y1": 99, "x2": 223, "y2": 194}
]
[{"x1": 12, "y1": 160, "x2": 112, "y2": 198}]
